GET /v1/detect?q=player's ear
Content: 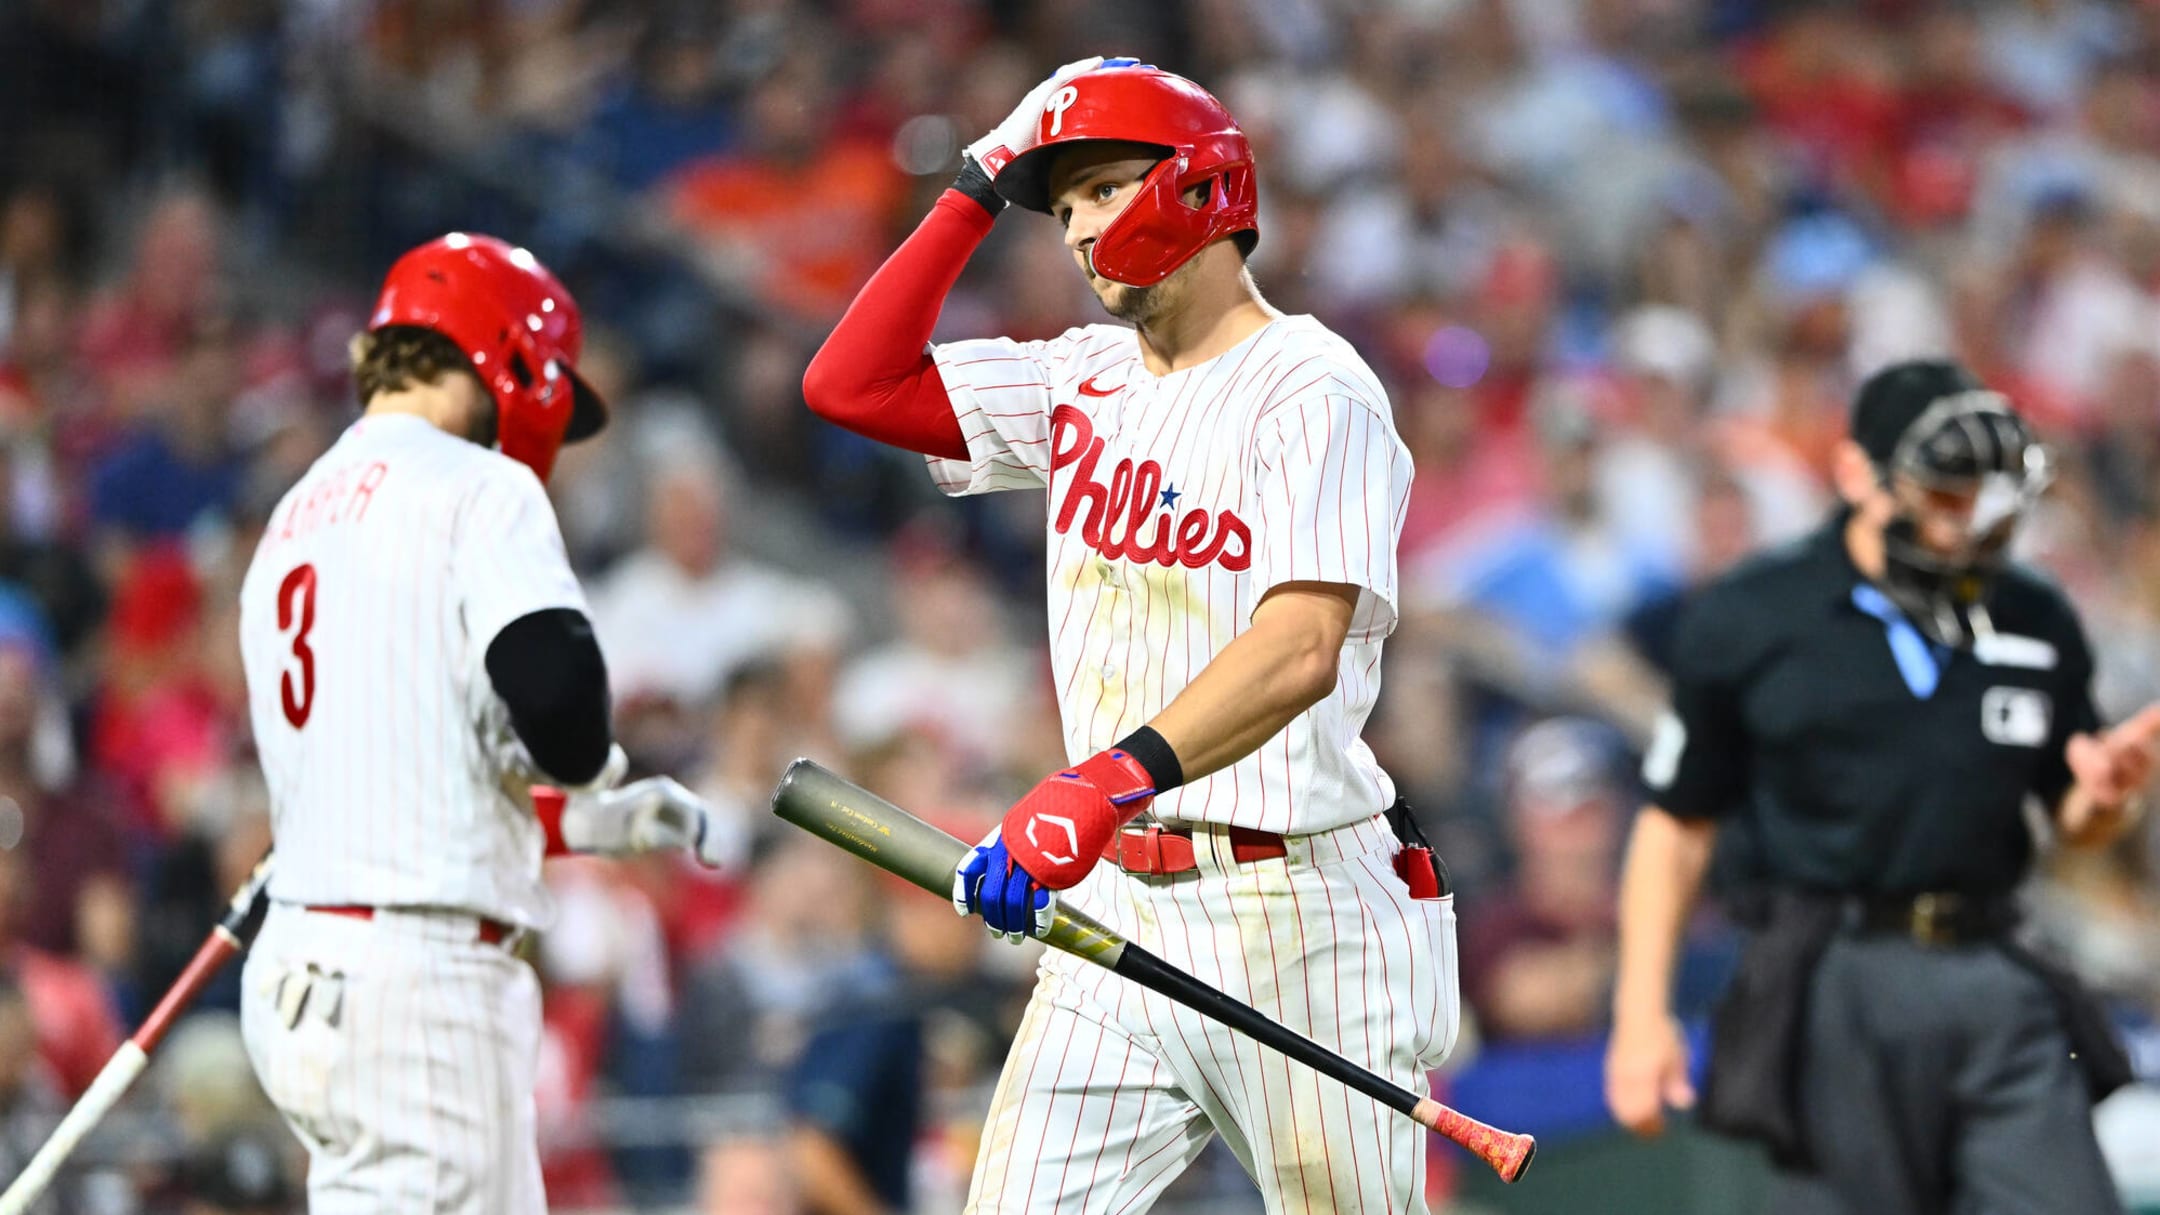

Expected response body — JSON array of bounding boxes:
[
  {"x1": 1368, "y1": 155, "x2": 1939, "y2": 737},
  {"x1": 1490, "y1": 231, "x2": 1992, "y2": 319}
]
[
  {"x1": 1831, "y1": 440, "x2": 1880, "y2": 509},
  {"x1": 459, "y1": 376, "x2": 499, "y2": 451}
]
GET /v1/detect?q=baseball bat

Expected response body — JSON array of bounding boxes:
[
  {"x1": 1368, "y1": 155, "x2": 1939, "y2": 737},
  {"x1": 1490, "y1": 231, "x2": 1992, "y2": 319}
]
[
  {"x1": 0, "y1": 853, "x2": 276, "y2": 1215},
  {"x1": 769, "y1": 759, "x2": 1536, "y2": 1184}
]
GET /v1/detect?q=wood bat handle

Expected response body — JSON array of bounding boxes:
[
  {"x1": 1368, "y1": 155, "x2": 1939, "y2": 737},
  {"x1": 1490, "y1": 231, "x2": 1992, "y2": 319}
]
[{"x1": 1414, "y1": 1099, "x2": 1537, "y2": 1184}]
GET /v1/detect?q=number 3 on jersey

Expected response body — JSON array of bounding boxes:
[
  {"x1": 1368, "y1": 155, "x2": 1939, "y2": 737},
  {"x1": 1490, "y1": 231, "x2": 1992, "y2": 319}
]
[{"x1": 278, "y1": 563, "x2": 319, "y2": 728}]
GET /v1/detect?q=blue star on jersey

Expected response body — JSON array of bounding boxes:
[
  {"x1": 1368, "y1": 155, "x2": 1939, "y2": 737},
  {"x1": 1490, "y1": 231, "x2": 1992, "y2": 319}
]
[{"x1": 1160, "y1": 484, "x2": 1181, "y2": 509}]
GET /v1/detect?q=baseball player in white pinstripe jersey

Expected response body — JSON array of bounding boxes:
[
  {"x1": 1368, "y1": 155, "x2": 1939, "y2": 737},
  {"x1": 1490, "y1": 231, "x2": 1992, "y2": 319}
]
[
  {"x1": 806, "y1": 60, "x2": 1460, "y2": 1213},
  {"x1": 236, "y1": 234, "x2": 724, "y2": 1214}
]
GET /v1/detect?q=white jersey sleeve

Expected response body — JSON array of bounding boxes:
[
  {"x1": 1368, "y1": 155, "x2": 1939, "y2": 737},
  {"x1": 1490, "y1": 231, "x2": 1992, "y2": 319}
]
[
  {"x1": 455, "y1": 461, "x2": 589, "y2": 651},
  {"x1": 1248, "y1": 390, "x2": 1414, "y2": 643},
  {"x1": 926, "y1": 327, "x2": 1127, "y2": 496}
]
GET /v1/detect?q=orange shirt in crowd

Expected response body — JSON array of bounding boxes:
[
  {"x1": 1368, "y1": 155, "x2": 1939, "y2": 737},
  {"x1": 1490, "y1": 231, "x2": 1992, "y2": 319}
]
[{"x1": 665, "y1": 141, "x2": 907, "y2": 326}]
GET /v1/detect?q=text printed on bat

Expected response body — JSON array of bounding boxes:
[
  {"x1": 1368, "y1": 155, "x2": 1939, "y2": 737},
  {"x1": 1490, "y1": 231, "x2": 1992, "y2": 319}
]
[
  {"x1": 833, "y1": 803, "x2": 894, "y2": 837},
  {"x1": 830, "y1": 829, "x2": 882, "y2": 856}
]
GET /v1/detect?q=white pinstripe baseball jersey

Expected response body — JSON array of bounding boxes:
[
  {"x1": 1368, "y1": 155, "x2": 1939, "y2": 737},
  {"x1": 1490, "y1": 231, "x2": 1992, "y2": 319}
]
[
  {"x1": 928, "y1": 315, "x2": 1414, "y2": 833},
  {"x1": 239, "y1": 413, "x2": 588, "y2": 928}
]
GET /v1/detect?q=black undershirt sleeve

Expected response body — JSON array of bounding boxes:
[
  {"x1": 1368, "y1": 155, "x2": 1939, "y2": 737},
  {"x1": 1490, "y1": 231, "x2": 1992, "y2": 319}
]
[{"x1": 484, "y1": 608, "x2": 613, "y2": 786}]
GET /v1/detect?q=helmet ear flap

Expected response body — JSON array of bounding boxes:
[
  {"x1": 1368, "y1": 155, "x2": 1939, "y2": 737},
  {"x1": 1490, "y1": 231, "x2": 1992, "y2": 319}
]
[{"x1": 1088, "y1": 151, "x2": 1259, "y2": 287}]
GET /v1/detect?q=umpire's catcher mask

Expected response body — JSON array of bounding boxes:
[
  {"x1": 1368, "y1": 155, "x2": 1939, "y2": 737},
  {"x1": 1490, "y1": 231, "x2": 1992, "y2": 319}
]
[{"x1": 1870, "y1": 385, "x2": 2052, "y2": 649}]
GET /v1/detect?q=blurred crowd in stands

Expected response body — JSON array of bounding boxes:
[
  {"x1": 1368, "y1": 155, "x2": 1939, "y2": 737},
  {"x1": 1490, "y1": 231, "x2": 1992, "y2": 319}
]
[{"x1": 5, "y1": 0, "x2": 2160, "y2": 1209}]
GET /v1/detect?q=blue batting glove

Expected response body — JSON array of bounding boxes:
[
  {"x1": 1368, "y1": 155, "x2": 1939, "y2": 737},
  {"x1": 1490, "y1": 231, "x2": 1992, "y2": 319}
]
[{"x1": 952, "y1": 828, "x2": 1057, "y2": 942}]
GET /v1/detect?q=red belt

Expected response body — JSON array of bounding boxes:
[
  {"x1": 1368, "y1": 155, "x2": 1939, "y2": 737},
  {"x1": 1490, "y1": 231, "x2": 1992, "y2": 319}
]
[
  {"x1": 306, "y1": 905, "x2": 519, "y2": 947},
  {"x1": 1104, "y1": 824, "x2": 1288, "y2": 875}
]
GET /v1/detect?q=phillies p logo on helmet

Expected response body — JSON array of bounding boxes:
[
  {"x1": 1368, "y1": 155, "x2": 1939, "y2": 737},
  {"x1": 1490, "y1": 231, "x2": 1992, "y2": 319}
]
[{"x1": 1046, "y1": 86, "x2": 1081, "y2": 136}]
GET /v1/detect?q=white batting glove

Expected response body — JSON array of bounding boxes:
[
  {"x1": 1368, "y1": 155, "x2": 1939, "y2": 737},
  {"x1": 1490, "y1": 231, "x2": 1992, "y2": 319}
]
[
  {"x1": 964, "y1": 56, "x2": 1107, "y2": 179},
  {"x1": 558, "y1": 775, "x2": 728, "y2": 867}
]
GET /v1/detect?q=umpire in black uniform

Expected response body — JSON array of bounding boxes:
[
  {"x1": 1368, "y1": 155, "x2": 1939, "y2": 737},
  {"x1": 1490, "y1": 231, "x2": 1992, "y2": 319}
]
[{"x1": 1603, "y1": 359, "x2": 2156, "y2": 1215}]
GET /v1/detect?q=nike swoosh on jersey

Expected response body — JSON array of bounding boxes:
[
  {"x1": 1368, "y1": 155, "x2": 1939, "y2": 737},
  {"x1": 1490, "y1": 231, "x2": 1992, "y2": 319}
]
[{"x1": 1077, "y1": 375, "x2": 1123, "y2": 397}]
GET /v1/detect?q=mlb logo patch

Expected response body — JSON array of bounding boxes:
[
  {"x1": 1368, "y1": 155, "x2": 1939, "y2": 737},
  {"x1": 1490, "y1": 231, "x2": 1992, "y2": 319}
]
[{"x1": 1981, "y1": 687, "x2": 2051, "y2": 747}]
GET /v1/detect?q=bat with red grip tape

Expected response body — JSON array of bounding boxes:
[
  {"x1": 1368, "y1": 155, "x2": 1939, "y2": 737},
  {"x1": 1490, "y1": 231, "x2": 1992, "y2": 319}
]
[
  {"x1": 769, "y1": 759, "x2": 1536, "y2": 1184},
  {"x1": 0, "y1": 852, "x2": 275, "y2": 1215}
]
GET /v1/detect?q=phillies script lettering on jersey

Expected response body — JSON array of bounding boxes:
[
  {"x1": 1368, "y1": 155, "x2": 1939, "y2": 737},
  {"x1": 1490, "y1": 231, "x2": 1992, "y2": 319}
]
[
  {"x1": 925, "y1": 315, "x2": 1416, "y2": 836},
  {"x1": 1049, "y1": 404, "x2": 1251, "y2": 571}
]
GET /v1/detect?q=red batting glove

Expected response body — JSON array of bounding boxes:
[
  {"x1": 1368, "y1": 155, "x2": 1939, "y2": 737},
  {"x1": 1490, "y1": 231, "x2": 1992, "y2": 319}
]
[{"x1": 1000, "y1": 748, "x2": 1156, "y2": 889}]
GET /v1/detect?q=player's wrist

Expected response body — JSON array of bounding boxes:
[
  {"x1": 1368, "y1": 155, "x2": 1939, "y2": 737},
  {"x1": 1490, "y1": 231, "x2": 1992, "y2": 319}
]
[
  {"x1": 534, "y1": 787, "x2": 573, "y2": 858},
  {"x1": 951, "y1": 156, "x2": 1006, "y2": 218},
  {"x1": 1111, "y1": 726, "x2": 1184, "y2": 794},
  {"x1": 1611, "y1": 992, "x2": 1677, "y2": 1035}
]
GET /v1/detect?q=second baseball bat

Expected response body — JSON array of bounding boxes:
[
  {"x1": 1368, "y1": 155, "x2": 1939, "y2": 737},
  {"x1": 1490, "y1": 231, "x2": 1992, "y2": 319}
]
[
  {"x1": 769, "y1": 759, "x2": 1535, "y2": 1183},
  {"x1": 0, "y1": 853, "x2": 276, "y2": 1215}
]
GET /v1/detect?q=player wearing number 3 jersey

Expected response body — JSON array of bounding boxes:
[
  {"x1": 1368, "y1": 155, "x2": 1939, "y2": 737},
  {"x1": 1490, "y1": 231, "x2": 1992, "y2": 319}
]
[
  {"x1": 236, "y1": 233, "x2": 726, "y2": 1213},
  {"x1": 807, "y1": 59, "x2": 1459, "y2": 1212}
]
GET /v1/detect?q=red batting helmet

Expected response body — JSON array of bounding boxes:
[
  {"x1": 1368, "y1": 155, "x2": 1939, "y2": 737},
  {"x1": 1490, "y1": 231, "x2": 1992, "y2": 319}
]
[
  {"x1": 367, "y1": 233, "x2": 607, "y2": 481},
  {"x1": 993, "y1": 64, "x2": 1258, "y2": 288}
]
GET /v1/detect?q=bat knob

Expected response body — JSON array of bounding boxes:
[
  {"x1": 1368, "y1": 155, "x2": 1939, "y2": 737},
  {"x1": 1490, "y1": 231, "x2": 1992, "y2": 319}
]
[{"x1": 1413, "y1": 1097, "x2": 1537, "y2": 1183}]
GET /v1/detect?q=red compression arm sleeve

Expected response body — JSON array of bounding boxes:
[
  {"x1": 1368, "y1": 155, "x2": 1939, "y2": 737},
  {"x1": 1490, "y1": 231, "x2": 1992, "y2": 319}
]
[{"x1": 802, "y1": 191, "x2": 998, "y2": 461}]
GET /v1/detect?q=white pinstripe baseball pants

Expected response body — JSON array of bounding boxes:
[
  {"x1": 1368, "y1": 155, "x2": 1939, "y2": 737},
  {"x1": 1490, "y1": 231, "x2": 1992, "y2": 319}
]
[
  {"x1": 240, "y1": 903, "x2": 546, "y2": 1214},
  {"x1": 965, "y1": 815, "x2": 1460, "y2": 1214}
]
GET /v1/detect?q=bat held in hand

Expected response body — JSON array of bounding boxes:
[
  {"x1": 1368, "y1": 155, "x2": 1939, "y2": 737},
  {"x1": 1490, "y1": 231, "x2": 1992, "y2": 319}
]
[{"x1": 768, "y1": 758, "x2": 1535, "y2": 1184}]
